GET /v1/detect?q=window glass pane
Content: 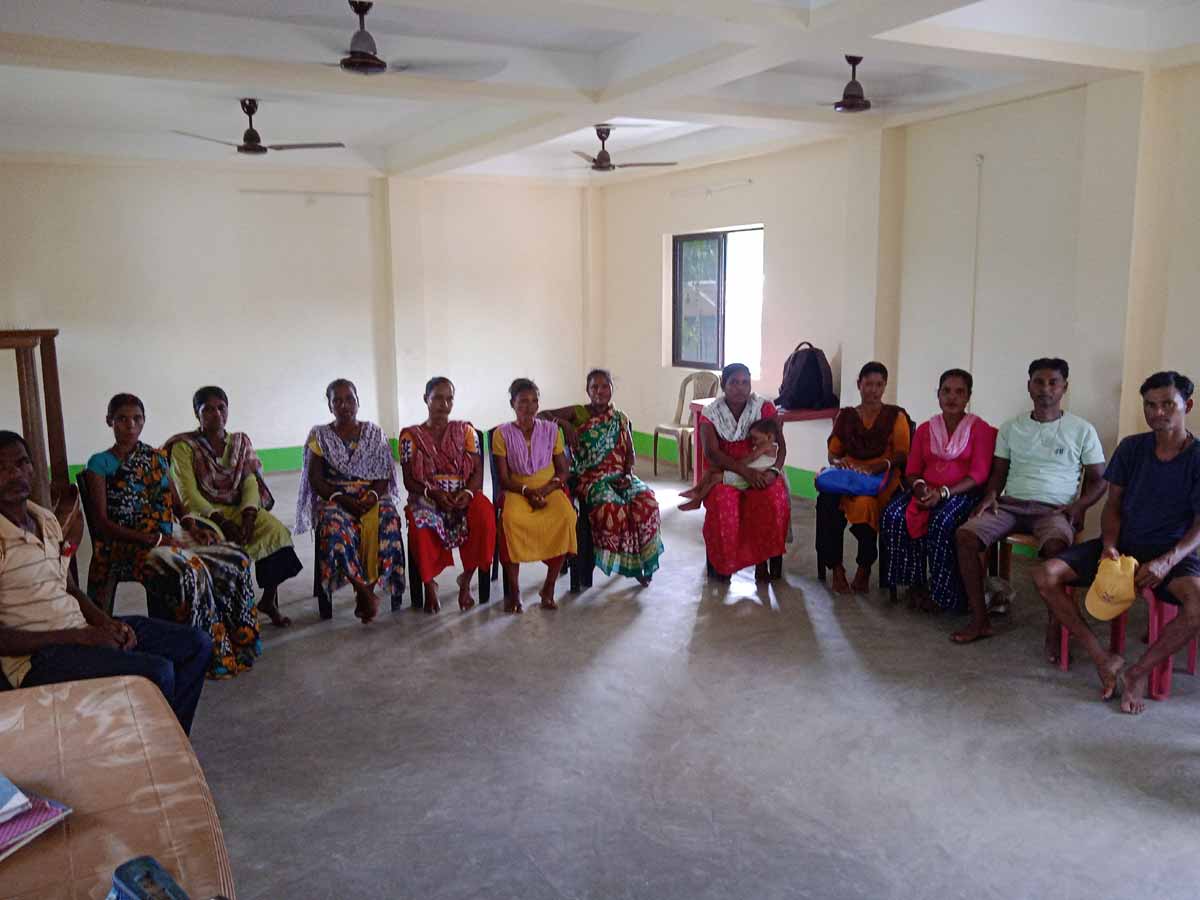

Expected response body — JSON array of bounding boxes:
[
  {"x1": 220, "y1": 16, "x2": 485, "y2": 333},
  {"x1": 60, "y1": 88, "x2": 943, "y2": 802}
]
[
  {"x1": 677, "y1": 236, "x2": 720, "y2": 366},
  {"x1": 723, "y1": 229, "x2": 764, "y2": 378}
]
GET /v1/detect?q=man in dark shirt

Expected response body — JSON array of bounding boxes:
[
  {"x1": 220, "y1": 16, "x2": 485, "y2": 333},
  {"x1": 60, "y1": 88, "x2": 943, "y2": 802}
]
[{"x1": 1033, "y1": 371, "x2": 1200, "y2": 714}]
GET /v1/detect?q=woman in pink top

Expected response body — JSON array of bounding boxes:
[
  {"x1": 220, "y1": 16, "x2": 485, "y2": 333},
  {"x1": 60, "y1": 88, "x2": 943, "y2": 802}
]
[{"x1": 880, "y1": 369, "x2": 996, "y2": 621}]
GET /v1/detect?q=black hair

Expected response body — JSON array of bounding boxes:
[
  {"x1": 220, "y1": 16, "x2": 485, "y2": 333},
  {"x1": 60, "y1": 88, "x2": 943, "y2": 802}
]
[
  {"x1": 858, "y1": 361, "x2": 889, "y2": 383},
  {"x1": 424, "y1": 376, "x2": 454, "y2": 401},
  {"x1": 192, "y1": 385, "x2": 228, "y2": 416},
  {"x1": 720, "y1": 362, "x2": 751, "y2": 389},
  {"x1": 1028, "y1": 358, "x2": 1069, "y2": 380},
  {"x1": 938, "y1": 368, "x2": 974, "y2": 394},
  {"x1": 326, "y1": 378, "x2": 359, "y2": 405},
  {"x1": 1139, "y1": 371, "x2": 1195, "y2": 401},
  {"x1": 585, "y1": 368, "x2": 613, "y2": 387},
  {"x1": 0, "y1": 430, "x2": 30, "y2": 456},
  {"x1": 749, "y1": 418, "x2": 782, "y2": 442},
  {"x1": 509, "y1": 378, "x2": 539, "y2": 404},
  {"x1": 106, "y1": 393, "x2": 145, "y2": 420}
]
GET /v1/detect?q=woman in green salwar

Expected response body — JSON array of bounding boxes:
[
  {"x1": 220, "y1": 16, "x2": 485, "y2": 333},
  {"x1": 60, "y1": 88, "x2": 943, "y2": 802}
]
[{"x1": 167, "y1": 386, "x2": 303, "y2": 627}]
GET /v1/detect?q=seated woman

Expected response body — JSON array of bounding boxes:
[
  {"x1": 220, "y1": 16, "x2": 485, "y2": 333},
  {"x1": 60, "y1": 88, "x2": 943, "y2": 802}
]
[
  {"x1": 494, "y1": 378, "x2": 577, "y2": 612},
  {"x1": 680, "y1": 418, "x2": 780, "y2": 508},
  {"x1": 167, "y1": 386, "x2": 302, "y2": 628},
  {"x1": 879, "y1": 368, "x2": 996, "y2": 639},
  {"x1": 399, "y1": 377, "x2": 494, "y2": 613},
  {"x1": 539, "y1": 368, "x2": 663, "y2": 585},
  {"x1": 816, "y1": 361, "x2": 911, "y2": 595},
  {"x1": 296, "y1": 379, "x2": 406, "y2": 624},
  {"x1": 697, "y1": 363, "x2": 790, "y2": 581},
  {"x1": 83, "y1": 393, "x2": 261, "y2": 679}
]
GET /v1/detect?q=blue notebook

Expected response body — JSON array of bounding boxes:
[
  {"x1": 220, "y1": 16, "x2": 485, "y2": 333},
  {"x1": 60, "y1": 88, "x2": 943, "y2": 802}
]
[{"x1": 0, "y1": 773, "x2": 31, "y2": 825}]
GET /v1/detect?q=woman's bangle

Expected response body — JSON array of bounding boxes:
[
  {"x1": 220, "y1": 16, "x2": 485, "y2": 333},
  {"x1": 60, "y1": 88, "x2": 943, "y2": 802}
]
[
  {"x1": 464, "y1": 488, "x2": 475, "y2": 499},
  {"x1": 912, "y1": 478, "x2": 927, "y2": 491},
  {"x1": 153, "y1": 532, "x2": 164, "y2": 548},
  {"x1": 520, "y1": 485, "x2": 529, "y2": 497},
  {"x1": 330, "y1": 491, "x2": 344, "y2": 502},
  {"x1": 940, "y1": 485, "x2": 951, "y2": 501},
  {"x1": 423, "y1": 486, "x2": 432, "y2": 500},
  {"x1": 366, "y1": 490, "x2": 380, "y2": 502}
]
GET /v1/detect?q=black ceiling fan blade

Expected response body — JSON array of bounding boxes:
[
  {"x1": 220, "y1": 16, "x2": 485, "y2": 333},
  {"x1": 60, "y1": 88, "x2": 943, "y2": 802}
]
[
  {"x1": 172, "y1": 130, "x2": 239, "y2": 147},
  {"x1": 615, "y1": 162, "x2": 678, "y2": 168},
  {"x1": 572, "y1": 151, "x2": 598, "y2": 164},
  {"x1": 388, "y1": 59, "x2": 507, "y2": 81},
  {"x1": 267, "y1": 142, "x2": 346, "y2": 151}
]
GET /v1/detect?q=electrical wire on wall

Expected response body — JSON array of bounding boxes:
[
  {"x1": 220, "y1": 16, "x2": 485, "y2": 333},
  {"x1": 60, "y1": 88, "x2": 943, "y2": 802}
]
[{"x1": 967, "y1": 153, "x2": 985, "y2": 373}]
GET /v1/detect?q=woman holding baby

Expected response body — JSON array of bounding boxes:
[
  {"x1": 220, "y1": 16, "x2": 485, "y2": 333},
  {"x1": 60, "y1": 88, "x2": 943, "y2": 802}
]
[{"x1": 694, "y1": 363, "x2": 790, "y2": 581}]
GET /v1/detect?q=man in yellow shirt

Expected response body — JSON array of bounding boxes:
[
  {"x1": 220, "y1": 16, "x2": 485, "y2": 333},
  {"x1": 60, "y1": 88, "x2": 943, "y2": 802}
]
[{"x1": 0, "y1": 431, "x2": 211, "y2": 735}]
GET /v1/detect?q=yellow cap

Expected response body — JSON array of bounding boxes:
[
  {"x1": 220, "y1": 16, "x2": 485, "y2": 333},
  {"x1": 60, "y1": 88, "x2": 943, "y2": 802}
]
[{"x1": 1085, "y1": 555, "x2": 1139, "y2": 621}]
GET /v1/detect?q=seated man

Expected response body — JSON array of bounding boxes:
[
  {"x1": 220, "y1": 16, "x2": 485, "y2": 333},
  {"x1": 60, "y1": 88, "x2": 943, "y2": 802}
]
[
  {"x1": 953, "y1": 358, "x2": 1107, "y2": 645},
  {"x1": 1033, "y1": 371, "x2": 1200, "y2": 715},
  {"x1": 0, "y1": 431, "x2": 211, "y2": 735}
]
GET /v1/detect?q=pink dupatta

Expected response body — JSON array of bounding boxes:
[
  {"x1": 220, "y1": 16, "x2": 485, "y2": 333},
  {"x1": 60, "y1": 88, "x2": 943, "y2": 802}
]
[{"x1": 905, "y1": 413, "x2": 979, "y2": 538}]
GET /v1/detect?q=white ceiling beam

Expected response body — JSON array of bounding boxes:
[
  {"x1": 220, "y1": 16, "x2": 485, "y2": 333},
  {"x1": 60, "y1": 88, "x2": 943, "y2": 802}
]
[
  {"x1": 876, "y1": 23, "x2": 1148, "y2": 73},
  {"x1": 0, "y1": 33, "x2": 590, "y2": 107}
]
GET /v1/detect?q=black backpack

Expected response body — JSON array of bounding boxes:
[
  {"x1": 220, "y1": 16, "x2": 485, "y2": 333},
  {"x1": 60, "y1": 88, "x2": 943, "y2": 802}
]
[{"x1": 776, "y1": 342, "x2": 838, "y2": 409}]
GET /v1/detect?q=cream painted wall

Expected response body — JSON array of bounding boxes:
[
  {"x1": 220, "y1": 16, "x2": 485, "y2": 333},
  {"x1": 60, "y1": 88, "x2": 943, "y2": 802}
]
[
  {"x1": 0, "y1": 165, "x2": 588, "y2": 469},
  {"x1": 0, "y1": 163, "x2": 394, "y2": 463},
  {"x1": 395, "y1": 178, "x2": 586, "y2": 432},
  {"x1": 599, "y1": 142, "x2": 848, "y2": 470},
  {"x1": 897, "y1": 81, "x2": 1141, "y2": 454}
]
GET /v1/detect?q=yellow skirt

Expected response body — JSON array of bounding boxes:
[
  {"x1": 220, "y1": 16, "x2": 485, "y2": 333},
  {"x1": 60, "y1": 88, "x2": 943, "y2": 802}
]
[{"x1": 501, "y1": 483, "x2": 578, "y2": 563}]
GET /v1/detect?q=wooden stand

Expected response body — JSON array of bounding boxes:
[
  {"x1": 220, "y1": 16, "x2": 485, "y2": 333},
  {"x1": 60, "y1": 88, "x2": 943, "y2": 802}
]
[{"x1": 1, "y1": 329, "x2": 68, "y2": 507}]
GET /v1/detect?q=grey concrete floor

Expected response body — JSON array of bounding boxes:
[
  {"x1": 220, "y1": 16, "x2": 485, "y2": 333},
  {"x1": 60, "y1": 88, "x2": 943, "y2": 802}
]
[{"x1": 93, "y1": 465, "x2": 1200, "y2": 900}]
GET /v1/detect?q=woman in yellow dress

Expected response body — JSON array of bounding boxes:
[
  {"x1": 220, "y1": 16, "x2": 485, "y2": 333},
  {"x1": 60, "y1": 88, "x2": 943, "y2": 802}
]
[
  {"x1": 815, "y1": 362, "x2": 910, "y2": 594},
  {"x1": 492, "y1": 378, "x2": 577, "y2": 613}
]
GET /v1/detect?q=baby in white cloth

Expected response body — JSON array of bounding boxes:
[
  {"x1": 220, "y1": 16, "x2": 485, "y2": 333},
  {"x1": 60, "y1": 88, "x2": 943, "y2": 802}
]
[{"x1": 678, "y1": 418, "x2": 781, "y2": 510}]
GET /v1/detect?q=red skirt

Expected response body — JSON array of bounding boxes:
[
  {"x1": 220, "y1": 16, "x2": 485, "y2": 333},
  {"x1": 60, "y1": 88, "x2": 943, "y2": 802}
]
[
  {"x1": 702, "y1": 479, "x2": 790, "y2": 575},
  {"x1": 406, "y1": 493, "x2": 496, "y2": 583}
]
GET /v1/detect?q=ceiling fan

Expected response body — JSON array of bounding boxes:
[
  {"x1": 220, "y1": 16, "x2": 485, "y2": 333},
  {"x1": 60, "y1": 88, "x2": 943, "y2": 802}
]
[
  {"x1": 571, "y1": 125, "x2": 678, "y2": 173},
  {"x1": 331, "y1": 0, "x2": 505, "y2": 80},
  {"x1": 173, "y1": 99, "x2": 345, "y2": 155},
  {"x1": 832, "y1": 55, "x2": 872, "y2": 113}
]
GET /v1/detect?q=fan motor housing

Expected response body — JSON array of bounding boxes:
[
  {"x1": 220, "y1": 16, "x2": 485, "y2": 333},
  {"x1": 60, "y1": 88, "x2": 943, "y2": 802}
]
[{"x1": 341, "y1": 50, "x2": 387, "y2": 75}]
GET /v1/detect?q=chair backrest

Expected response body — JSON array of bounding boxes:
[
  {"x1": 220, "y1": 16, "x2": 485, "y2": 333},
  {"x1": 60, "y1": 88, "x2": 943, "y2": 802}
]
[
  {"x1": 673, "y1": 371, "x2": 720, "y2": 426},
  {"x1": 75, "y1": 468, "x2": 100, "y2": 550}
]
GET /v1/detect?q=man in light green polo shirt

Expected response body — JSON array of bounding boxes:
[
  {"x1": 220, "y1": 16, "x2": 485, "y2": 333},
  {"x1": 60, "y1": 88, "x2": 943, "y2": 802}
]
[{"x1": 952, "y1": 359, "x2": 1108, "y2": 650}]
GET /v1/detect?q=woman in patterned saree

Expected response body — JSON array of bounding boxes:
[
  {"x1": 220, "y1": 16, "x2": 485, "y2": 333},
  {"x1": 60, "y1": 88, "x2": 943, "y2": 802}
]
[
  {"x1": 167, "y1": 386, "x2": 302, "y2": 628},
  {"x1": 82, "y1": 393, "x2": 260, "y2": 679},
  {"x1": 697, "y1": 363, "x2": 790, "y2": 580},
  {"x1": 539, "y1": 369, "x2": 663, "y2": 585},
  {"x1": 296, "y1": 379, "x2": 406, "y2": 624},
  {"x1": 399, "y1": 377, "x2": 494, "y2": 613},
  {"x1": 494, "y1": 378, "x2": 577, "y2": 613}
]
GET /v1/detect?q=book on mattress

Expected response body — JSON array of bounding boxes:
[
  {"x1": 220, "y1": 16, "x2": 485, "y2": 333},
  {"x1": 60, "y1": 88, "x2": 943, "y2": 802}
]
[{"x1": 0, "y1": 791, "x2": 72, "y2": 863}]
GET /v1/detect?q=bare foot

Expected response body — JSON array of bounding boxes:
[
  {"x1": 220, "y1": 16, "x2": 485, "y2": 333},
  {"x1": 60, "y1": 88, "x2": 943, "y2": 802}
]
[
  {"x1": 352, "y1": 583, "x2": 381, "y2": 624},
  {"x1": 1120, "y1": 666, "x2": 1147, "y2": 714},
  {"x1": 424, "y1": 580, "x2": 441, "y2": 614},
  {"x1": 258, "y1": 590, "x2": 292, "y2": 628},
  {"x1": 830, "y1": 566, "x2": 851, "y2": 595},
  {"x1": 635, "y1": 575, "x2": 652, "y2": 587},
  {"x1": 539, "y1": 585, "x2": 558, "y2": 610},
  {"x1": 457, "y1": 573, "x2": 475, "y2": 611},
  {"x1": 1096, "y1": 653, "x2": 1124, "y2": 701},
  {"x1": 504, "y1": 594, "x2": 524, "y2": 614},
  {"x1": 850, "y1": 567, "x2": 871, "y2": 593},
  {"x1": 950, "y1": 620, "x2": 993, "y2": 644},
  {"x1": 677, "y1": 498, "x2": 702, "y2": 511}
]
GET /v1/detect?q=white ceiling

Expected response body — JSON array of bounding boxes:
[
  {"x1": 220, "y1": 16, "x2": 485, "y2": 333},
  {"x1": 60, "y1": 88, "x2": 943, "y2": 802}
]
[{"x1": 0, "y1": 0, "x2": 1196, "y2": 181}]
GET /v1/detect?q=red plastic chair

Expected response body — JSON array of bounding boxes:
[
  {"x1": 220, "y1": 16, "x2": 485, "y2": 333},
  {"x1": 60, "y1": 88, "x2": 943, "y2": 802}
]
[{"x1": 1144, "y1": 587, "x2": 1199, "y2": 700}]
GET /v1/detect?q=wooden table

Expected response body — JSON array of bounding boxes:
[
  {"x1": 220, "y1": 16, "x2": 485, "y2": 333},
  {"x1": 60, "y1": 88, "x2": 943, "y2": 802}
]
[
  {"x1": 689, "y1": 400, "x2": 838, "y2": 485},
  {"x1": 0, "y1": 676, "x2": 236, "y2": 900},
  {"x1": 0, "y1": 329, "x2": 68, "y2": 508}
]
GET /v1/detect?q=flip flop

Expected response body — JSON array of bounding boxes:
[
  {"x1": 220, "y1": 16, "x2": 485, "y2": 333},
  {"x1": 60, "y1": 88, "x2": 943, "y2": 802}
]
[{"x1": 949, "y1": 629, "x2": 993, "y2": 644}]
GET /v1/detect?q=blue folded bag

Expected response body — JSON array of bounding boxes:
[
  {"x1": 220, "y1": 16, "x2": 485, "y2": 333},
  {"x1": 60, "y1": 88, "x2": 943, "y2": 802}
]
[{"x1": 814, "y1": 466, "x2": 886, "y2": 497}]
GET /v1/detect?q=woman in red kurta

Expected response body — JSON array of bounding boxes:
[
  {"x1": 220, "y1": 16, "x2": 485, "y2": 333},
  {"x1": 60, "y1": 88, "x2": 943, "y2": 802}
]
[{"x1": 697, "y1": 363, "x2": 791, "y2": 579}]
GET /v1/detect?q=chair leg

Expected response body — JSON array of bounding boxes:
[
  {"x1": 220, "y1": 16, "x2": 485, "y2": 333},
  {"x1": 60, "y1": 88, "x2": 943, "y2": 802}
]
[
  {"x1": 999, "y1": 542, "x2": 1013, "y2": 582},
  {"x1": 652, "y1": 432, "x2": 659, "y2": 476},
  {"x1": 678, "y1": 436, "x2": 687, "y2": 482},
  {"x1": 817, "y1": 562, "x2": 826, "y2": 583},
  {"x1": 316, "y1": 585, "x2": 332, "y2": 620},
  {"x1": 769, "y1": 555, "x2": 783, "y2": 579},
  {"x1": 407, "y1": 537, "x2": 423, "y2": 610},
  {"x1": 478, "y1": 567, "x2": 491, "y2": 604}
]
